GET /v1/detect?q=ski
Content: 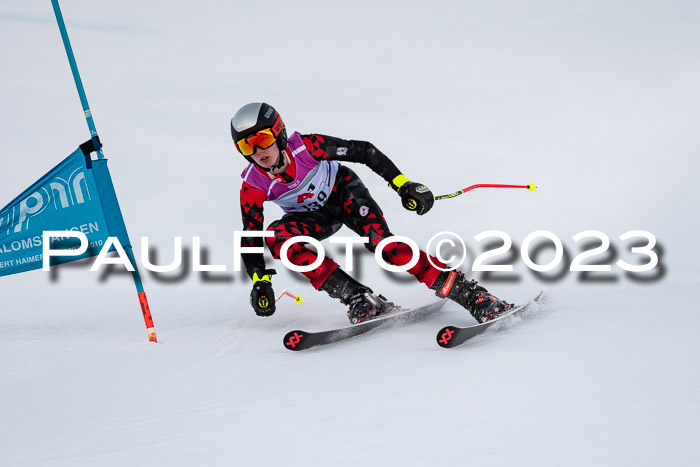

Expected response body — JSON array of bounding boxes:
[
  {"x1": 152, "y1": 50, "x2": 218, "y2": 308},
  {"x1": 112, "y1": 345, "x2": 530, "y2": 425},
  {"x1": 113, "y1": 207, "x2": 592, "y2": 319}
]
[
  {"x1": 283, "y1": 300, "x2": 447, "y2": 351},
  {"x1": 436, "y1": 291, "x2": 544, "y2": 349}
]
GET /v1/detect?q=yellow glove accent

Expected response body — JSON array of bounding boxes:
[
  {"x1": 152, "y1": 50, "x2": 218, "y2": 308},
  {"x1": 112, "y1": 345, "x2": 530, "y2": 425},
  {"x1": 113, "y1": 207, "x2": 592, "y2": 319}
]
[
  {"x1": 252, "y1": 272, "x2": 273, "y2": 284},
  {"x1": 389, "y1": 174, "x2": 411, "y2": 192}
]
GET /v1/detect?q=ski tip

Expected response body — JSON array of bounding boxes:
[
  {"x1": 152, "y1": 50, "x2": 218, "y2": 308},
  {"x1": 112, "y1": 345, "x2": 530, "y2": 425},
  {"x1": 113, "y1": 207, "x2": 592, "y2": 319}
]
[
  {"x1": 283, "y1": 330, "x2": 306, "y2": 351},
  {"x1": 436, "y1": 326, "x2": 458, "y2": 349}
]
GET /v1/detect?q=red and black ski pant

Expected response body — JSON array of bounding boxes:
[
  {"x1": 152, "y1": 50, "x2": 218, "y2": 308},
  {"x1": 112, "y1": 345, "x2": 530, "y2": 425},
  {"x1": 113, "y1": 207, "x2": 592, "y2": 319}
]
[{"x1": 266, "y1": 165, "x2": 443, "y2": 290}]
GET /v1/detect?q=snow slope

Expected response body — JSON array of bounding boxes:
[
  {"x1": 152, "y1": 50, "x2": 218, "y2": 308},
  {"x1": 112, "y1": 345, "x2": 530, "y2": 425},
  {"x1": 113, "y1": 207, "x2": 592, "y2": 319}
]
[{"x1": 1, "y1": 1, "x2": 699, "y2": 465}]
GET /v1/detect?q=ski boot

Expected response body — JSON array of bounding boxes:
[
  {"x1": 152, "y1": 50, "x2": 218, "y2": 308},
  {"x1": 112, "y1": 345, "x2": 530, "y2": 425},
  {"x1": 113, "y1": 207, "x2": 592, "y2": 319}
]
[
  {"x1": 431, "y1": 270, "x2": 513, "y2": 323},
  {"x1": 319, "y1": 268, "x2": 397, "y2": 324},
  {"x1": 345, "y1": 290, "x2": 397, "y2": 324}
]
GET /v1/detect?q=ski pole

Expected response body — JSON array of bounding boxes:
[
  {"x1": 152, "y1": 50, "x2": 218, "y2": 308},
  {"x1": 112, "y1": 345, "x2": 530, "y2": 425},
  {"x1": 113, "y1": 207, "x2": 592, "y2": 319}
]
[
  {"x1": 276, "y1": 290, "x2": 303, "y2": 304},
  {"x1": 434, "y1": 183, "x2": 536, "y2": 201}
]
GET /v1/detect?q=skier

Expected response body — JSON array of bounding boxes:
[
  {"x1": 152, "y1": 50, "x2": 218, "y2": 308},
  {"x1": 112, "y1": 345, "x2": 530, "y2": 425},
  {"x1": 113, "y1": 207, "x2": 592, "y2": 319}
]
[{"x1": 233, "y1": 102, "x2": 512, "y2": 324}]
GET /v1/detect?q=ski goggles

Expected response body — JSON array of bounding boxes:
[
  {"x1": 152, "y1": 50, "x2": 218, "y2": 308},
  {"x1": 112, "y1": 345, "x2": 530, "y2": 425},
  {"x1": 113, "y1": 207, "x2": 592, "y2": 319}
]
[{"x1": 235, "y1": 128, "x2": 278, "y2": 156}]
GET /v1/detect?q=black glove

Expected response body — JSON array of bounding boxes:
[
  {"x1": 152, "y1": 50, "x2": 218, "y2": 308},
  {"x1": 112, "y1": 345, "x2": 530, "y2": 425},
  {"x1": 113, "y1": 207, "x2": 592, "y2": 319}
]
[
  {"x1": 389, "y1": 175, "x2": 434, "y2": 215},
  {"x1": 250, "y1": 270, "x2": 277, "y2": 317}
]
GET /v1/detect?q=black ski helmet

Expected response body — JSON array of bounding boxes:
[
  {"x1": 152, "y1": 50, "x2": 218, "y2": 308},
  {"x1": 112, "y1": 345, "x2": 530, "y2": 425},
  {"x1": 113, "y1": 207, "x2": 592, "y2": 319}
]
[{"x1": 230, "y1": 102, "x2": 288, "y2": 164}]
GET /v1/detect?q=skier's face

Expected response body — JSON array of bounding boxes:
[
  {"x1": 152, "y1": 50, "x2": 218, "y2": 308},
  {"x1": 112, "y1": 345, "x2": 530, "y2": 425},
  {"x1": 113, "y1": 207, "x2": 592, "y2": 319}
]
[{"x1": 250, "y1": 142, "x2": 281, "y2": 168}]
